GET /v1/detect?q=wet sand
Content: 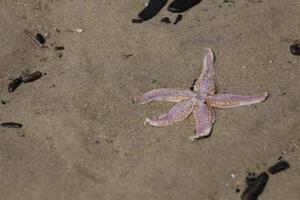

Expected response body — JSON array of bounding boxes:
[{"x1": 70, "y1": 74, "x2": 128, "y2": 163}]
[{"x1": 0, "y1": 0, "x2": 299, "y2": 199}]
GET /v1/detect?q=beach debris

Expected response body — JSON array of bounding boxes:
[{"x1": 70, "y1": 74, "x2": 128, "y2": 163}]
[
  {"x1": 35, "y1": 33, "x2": 46, "y2": 44},
  {"x1": 57, "y1": 52, "x2": 63, "y2": 58},
  {"x1": 138, "y1": 0, "x2": 168, "y2": 21},
  {"x1": 132, "y1": 18, "x2": 143, "y2": 23},
  {"x1": 168, "y1": 0, "x2": 201, "y2": 13},
  {"x1": 268, "y1": 160, "x2": 290, "y2": 175},
  {"x1": 1, "y1": 122, "x2": 23, "y2": 128},
  {"x1": 246, "y1": 172, "x2": 257, "y2": 185},
  {"x1": 161, "y1": 17, "x2": 171, "y2": 23},
  {"x1": 223, "y1": 0, "x2": 235, "y2": 6},
  {"x1": 241, "y1": 172, "x2": 269, "y2": 200},
  {"x1": 173, "y1": 14, "x2": 183, "y2": 24},
  {"x1": 54, "y1": 28, "x2": 61, "y2": 33},
  {"x1": 123, "y1": 54, "x2": 134, "y2": 59},
  {"x1": 54, "y1": 46, "x2": 65, "y2": 51},
  {"x1": 76, "y1": 28, "x2": 83, "y2": 33},
  {"x1": 25, "y1": 30, "x2": 45, "y2": 48},
  {"x1": 231, "y1": 173, "x2": 236, "y2": 178},
  {"x1": 22, "y1": 71, "x2": 43, "y2": 83},
  {"x1": 290, "y1": 44, "x2": 300, "y2": 55},
  {"x1": 8, "y1": 77, "x2": 22, "y2": 92}
]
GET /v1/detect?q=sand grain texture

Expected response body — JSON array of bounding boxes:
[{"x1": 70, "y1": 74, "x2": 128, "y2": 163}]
[{"x1": 0, "y1": 0, "x2": 299, "y2": 200}]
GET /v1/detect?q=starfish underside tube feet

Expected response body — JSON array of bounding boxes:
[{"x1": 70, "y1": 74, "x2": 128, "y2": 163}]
[{"x1": 135, "y1": 48, "x2": 268, "y2": 141}]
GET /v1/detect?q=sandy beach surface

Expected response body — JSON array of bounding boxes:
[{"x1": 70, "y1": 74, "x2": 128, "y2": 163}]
[{"x1": 0, "y1": 0, "x2": 299, "y2": 199}]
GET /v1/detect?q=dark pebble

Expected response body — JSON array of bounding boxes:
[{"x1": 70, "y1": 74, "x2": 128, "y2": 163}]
[
  {"x1": 174, "y1": 14, "x2": 183, "y2": 24},
  {"x1": 290, "y1": 44, "x2": 300, "y2": 55},
  {"x1": 35, "y1": 33, "x2": 46, "y2": 44},
  {"x1": 22, "y1": 71, "x2": 43, "y2": 83},
  {"x1": 1, "y1": 100, "x2": 6, "y2": 105},
  {"x1": 58, "y1": 52, "x2": 63, "y2": 58},
  {"x1": 54, "y1": 46, "x2": 65, "y2": 51},
  {"x1": 1, "y1": 122, "x2": 23, "y2": 128},
  {"x1": 132, "y1": 18, "x2": 143, "y2": 23},
  {"x1": 242, "y1": 172, "x2": 269, "y2": 200},
  {"x1": 161, "y1": 17, "x2": 171, "y2": 23},
  {"x1": 138, "y1": 0, "x2": 168, "y2": 21},
  {"x1": 8, "y1": 77, "x2": 22, "y2": 92},
  {"x1": 235, "y1": 188, "x2": 240, "y2": 193},
  {"x1": 268, "y1": 160, "x2": 290, "y2": 174},
  {"x1": 168, "y1": 0, "x2": 201, "y2": 13},
  {"x1": 123, "y1": 54, "x2": 134, "y2": 59}
]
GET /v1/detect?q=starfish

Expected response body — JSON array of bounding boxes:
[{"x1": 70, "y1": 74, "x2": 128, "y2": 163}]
[{"x1": 135, "y1": 49, "x2": 268, "y2": 141}]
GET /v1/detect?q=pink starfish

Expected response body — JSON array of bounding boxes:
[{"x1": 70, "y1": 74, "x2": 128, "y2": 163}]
[{"x1": 135, "y1": 49, "x2": 268, "y2": 141}]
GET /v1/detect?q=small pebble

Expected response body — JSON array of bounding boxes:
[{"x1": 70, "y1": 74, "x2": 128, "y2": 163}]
[
  {"x1": 161, "y1": 17, "x2": 171, "y2": 23},
  {"x1": 132, "y1": 18, "x2": 143, "y2": 23},
  {"x1": 8, "y1": 77, "x2": 22, "y2": 92},
  {"x1": 290, "y1": 44, "x2": 300, "y2": 55},
  {"x1": 35, "y1": 33, "x2": 46, "y2": 44},
  {"x1": 174, "y1": 14, "x2": 183, "y2": 24},
  {"x1": 76, "y1": 28, "x2": 83, "y2": 33},
  {"x1": 1, "y1": 122, "x2": 23, "y2": 128},
  {"x1": 22, "y1": 71, "x2": 43, "y2": 83},
  {"x1": 1, "y1": 100, "x2": 6, "y2": 105},
  {"x1": 54, "y1": 46, "x2": 65, "y2": 51},
  {"x1": 268, "y1": 160, "x2": 290, "y2": 175},
  {"x1": 123, "y1": 54, "x2": 134, "y2": 59},
  {"x1": 168, "y1": 0, "x2": 201, "y2": 13},
  {"x1": 138, "y1": 0, "x2": 167, "y2": 21}
]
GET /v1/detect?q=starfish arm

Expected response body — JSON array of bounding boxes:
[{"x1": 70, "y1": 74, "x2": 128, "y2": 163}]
[
  {"x1": 134, "y1": 88, "x2": 195, "y2": 104},
  {"x1": 144, "y1": 98, "x2": 196, "y2": 126},
  {"x1": 194, "y1": 48, "x2": 216, "y2": 95},
  {"x1": 206, "y1": 92, "x2": 268, "y2": 108},
  {"x1": 189, "y1": 103, "x2": 215, "y2": 141}
]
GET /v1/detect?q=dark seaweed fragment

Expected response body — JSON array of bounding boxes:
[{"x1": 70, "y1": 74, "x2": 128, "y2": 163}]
[
  {"x1": 268, "y1": 160, "x2": 290, "y2": 175},
  {"x1": 168, "y1": 0, "x2": 201, "y2": 13},
  {"x1": 54, "y1": 46, "x2": 65, "y2": 51},
  {"x1": 138, "y1": 0, "x2": 168, "y2": 21},
  {"x1": 132, "y1": 19, "x2": 143, "y2": 23},
  {"x1": 161, "y1": 17, "x2": 171, "y2": 23},
  {"x1": 8, "y1": 77, "x2": 22, "y2": 92},
  {"x1": 290, "y1": 44, "x2": 300, "y2": 55},
  {"x1": 35, "y1": 33, "x2": 46, "y2": 44},
  {"x1": 1, "y1": 122, "x2": 23, "y2": 128},
  {"x1": 173, "y1": 14, "x2": 183, "y2": 24},
  {"x1": 241, "y1": 172, "x2": 269, "y2": 200},
  {"x1": 22, "y1": 71, "x2": 43, "y2": 83}
]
